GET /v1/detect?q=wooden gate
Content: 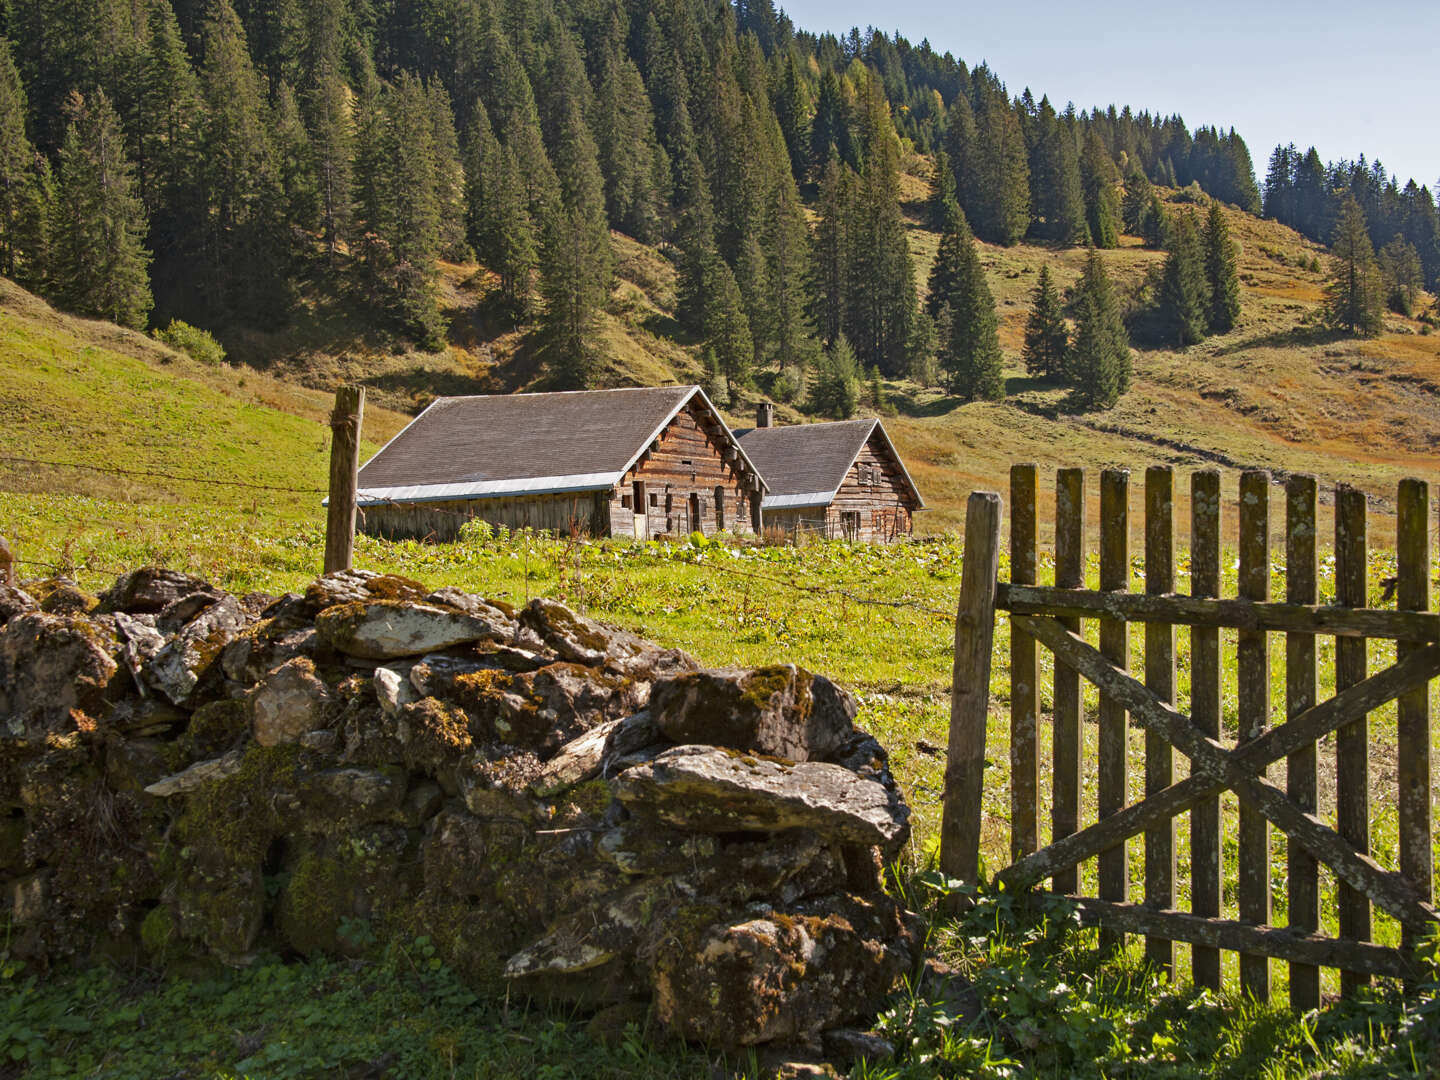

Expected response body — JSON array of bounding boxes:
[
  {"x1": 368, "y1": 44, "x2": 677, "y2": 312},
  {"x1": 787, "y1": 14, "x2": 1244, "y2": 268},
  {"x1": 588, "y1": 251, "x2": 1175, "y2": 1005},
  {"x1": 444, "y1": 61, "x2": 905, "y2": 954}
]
[{"x1": 940, "y1": 464, "x2": 1438, "y2": 1009}]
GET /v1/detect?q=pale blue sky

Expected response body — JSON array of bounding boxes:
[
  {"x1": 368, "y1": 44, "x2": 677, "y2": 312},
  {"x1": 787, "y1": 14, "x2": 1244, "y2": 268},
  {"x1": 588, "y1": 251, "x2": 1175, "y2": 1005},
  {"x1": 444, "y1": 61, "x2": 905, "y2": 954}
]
[{"x1": 778, "y1": 1, "x2": 1440, "y2": 193}]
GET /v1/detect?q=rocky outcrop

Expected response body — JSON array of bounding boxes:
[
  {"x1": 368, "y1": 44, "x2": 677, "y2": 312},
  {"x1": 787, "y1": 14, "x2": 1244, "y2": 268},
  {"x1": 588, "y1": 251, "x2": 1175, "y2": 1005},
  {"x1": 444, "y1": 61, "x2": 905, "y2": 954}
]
[{"x1": 0, "y1": 566, "x2": 920, "y2": 1054}]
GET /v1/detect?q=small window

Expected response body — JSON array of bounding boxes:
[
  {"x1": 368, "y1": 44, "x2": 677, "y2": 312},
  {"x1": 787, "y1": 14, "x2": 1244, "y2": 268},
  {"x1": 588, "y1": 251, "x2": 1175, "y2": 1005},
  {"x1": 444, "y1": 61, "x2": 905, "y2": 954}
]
[
  {"x1": 620, "y1": 494, "x2": 632, "y2": 509},
  {"x1": 649, "y1": 492, "x2": 659, "y2": 507},
  {"x1": 681, "y1": 459, "x2": 693, "y2": 466},
  {"x1": 841, "y1": 510, "x2": 861, "y2": 540}
]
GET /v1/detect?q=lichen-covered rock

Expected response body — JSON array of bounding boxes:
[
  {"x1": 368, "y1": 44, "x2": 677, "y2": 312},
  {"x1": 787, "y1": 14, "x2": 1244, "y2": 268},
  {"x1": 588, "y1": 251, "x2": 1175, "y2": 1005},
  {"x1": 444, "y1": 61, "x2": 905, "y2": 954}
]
[
  {"x1": 520, "y1": 598, "x2": 697, "y2": 680},
  {"x1": 250, "y1": 657, "x2": 332, "y2": 746},
  {"x1": 144, "y1": 750, "x2": 246, "y2": 797},
  {"x1": 615, "y1": 746, "x2": 909, "y2": 849},
  {"x1": 37, "y1": 581, "x2": 99, "y2": 616},
  {"x1": 0, "y1": 612, "x2": 122, "y2": 736},
  {"x1": 491, "y1": 663, "x2": 643, "y2": 751},
  {"x1": 315, "y1": 601, "x2": 508, "y2": 660},
  {"x1": 279, "y1": 766, "x2": 408, "y2": 832},
  {"x1": 648, "y1": 892, "x2": 922, "y2": 1047},
  {"x1": 220, "y1": 617, "x2": 316, "y2": 686},
  {"x1": 303, "y1": 570, "x2": 431, "y2": 614},
  {"x1": 505, "y1": 876, "x2": 669, "y2": 981},
  {"x1": 528, "y1": 711, "x2": 658, "y2": 798},
  {"x1": 144, "y1": 595, "x2": 249, "y2": 705},
  {"x1": 651, "y1": 665, "x2": 855, "y2": 763},
  {"x1": 100, "y1": 567, "x2": 221, "y2": 615},
  {"x1": 0, "y1": 584, "x2": 38, "y2": 628},
  {"x1": 173, "y1": 840, "x2": 265, "y2": 962},
  {"x1": 276, "y1": 825, "x2": 421, "y2": 956}
]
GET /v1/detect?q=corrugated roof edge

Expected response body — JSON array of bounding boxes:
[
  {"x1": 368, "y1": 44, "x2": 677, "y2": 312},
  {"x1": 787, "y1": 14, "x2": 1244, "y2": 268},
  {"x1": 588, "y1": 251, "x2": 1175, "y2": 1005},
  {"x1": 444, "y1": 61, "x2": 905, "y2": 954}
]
[
  {"x1": 355, "y1": 472, "x2": 624, "y2": 505},
  {"x1": 761, "y1": 491, "x2": 838, "y2": 510}
]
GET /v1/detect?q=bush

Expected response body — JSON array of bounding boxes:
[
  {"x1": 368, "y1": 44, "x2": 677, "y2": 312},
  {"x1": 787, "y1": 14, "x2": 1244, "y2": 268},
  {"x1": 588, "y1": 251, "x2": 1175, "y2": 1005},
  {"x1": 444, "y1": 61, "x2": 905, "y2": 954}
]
[{"x1": 154, "y1": 319, "x2": 226, "y2": 366}]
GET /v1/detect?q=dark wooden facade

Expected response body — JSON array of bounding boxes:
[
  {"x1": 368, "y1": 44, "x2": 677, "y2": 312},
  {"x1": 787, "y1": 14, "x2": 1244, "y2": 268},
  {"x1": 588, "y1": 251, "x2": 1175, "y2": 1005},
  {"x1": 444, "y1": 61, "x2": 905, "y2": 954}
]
[{"x1": 608, "y1": 401, "x2": 760, "y2": 540}]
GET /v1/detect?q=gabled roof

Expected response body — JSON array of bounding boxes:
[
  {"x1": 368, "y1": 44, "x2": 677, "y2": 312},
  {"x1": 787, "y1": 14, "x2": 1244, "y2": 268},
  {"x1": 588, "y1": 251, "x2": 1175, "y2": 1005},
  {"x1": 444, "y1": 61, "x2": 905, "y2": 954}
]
[
  {"x1": 735, "y1": 418, "x2": 925, "y2": 511},
  {"x1": 355, "y1": 385, "x2": 765, "y2": 505}
]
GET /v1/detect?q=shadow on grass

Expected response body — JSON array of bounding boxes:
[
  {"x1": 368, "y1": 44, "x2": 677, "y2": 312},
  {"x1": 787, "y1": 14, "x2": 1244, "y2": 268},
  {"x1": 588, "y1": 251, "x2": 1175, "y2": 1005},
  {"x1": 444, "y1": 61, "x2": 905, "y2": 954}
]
[{"x1": 1214, "y1": 323, "x2": 1344, "y2": 356}]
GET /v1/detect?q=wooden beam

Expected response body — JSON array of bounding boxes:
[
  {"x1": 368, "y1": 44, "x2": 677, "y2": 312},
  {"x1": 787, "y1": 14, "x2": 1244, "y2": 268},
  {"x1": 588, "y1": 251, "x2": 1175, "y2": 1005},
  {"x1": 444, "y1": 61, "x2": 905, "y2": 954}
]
[
  {"x1": 940, "y1": 491, "x2": 1002, "y2": 900},
  {"x1": 1012, "y1": 613, "x2": 1440, "y2": 931},
  {"x1": 1189, "y1": 468, "x2": 1222, "y2": 990},
  {"x1": 324, "y1": 385, "x2": 365, "y2": 576},
  {"x1": 996, "y1": 585, "x2": 1440, "y2": 641},
  {"x1": 1029, "y1": 896, "x2": 1418, "y2": 981}
]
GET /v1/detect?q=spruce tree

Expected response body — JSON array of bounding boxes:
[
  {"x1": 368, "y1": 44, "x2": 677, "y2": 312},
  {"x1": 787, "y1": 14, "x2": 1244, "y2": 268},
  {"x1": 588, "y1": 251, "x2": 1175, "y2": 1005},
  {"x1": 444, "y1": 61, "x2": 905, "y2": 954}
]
[
  {"x1": 808, "y1": 333, "x2": 859, "y2": 419},
  {"x1": 0, "y1": 38, "x2": 40, "y2": 281},
  {"x1": 1068, "y1": 248, "x2": 1131, "y2": 409},
  {"x1": 384, "y1": 72, "x2": 445, "y2": 348},
  {"x1": 1324, "y1": 194, "x2": 1385, "y2": 336},
  {"x1": 809, "y1": 68, "x2": 850, "y2": 173},
  {"x1": 1158, "y1": 211, "x2": 1210, "y2": 346},
  {"x1": 703, "y1": 257, "x2": 753, "y2": 397},
  {"x1": 53, "y1": 89, "x2": 152, "y2": 328},
  {"x1": 1022, "y1": 264, "x2": 1069, "y2": 378},
  {"x1": 1377, "y1": 235, "x2": 1423, "y2": 316},
  {"x1": 594, "y1": 52, "x2": 665, "y2": 243},
  {"x1": 774, "y1": 52, "x2": 808, "y2": 183},
  {"x1": 490, "y1": 147, "x2": 538, "y2": 318},
  {"x1": 764, "y1": 180, "x2": 816, "y2": 368},
  {"x1": 964, "y1": 80, "x2": 1030, "y2": 246},
  {"x1": 926, "y1": 149, "x2": 958, "y2": 231},
  {"x1": 305, "y1": 69, "x2": 352, "y2": 262},
  {"x1": 810, "y1": 155, "x2": 850, "y2": 345},
  {"x1": 1027, "y1": 96, "x2": 1087, "y2": 244},
  {"x1": 1203, "y1": 200, "x2": 1241, "y2": 332},
  {"x1": 925, "y1": 196, "x2": 967, "y2": 320},
  {"x1": 1080, "y1": 130, "x2": 1120, "y2": 248},
  {"x1": 427, "y1": 82, "x2": 469, "y2": 262},
  {"x1": 933, "y1": 205, "x2": 1004, "y2": 401}
]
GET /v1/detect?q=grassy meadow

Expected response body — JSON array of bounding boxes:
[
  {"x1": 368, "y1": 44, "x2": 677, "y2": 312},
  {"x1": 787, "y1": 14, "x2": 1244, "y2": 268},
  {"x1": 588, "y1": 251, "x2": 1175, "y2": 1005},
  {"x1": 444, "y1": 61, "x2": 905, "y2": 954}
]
[{"x1": 3, "y1": 196, "x2": 1440, "y2": 1075}]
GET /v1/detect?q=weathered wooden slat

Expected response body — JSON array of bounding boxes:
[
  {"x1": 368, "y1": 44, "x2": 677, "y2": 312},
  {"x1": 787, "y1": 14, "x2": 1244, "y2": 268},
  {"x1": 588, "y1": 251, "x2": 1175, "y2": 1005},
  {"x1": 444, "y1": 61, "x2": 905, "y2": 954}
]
[
  {"x1": 1052, "y1": 468, "x2": 1084, "y2": 895},
  {"x1": 1286, "y1": 475, "x2": 1320, "y2": 1012},
  {"x1": 324, "y1": 385, "x2": 366, "y2": 575},
  {"x1": 1012, "y1": 613, "x2": 1440, "y2": 932},
  {"x1": 994, "y1": 586, "x2": 1440, "y2": 641},
  {"x1": 997, "y1": 643, "x2": 1440, "y2": 892},
  {"x1": 1397, "y1": 478, "x2": 1432, "y2": 959},
  {"x1": 1189, "y1": 468, "x2": 1222, "y2": 991},
  {"x1": 1144, "y1": 466, "x2": 1176, "y2": 976},
  {"x1": 1030, "y1": 896, "x2": 1418, "y2": 981},
  {"x1": 1237, "y1": 470, "x2": 1272, "y2": 999},
  {"x1": 1010, "y1": 464, "x2": 1039, "y2": 863},
  {"x1": 1335, "y1": 484, "x2": 1371, "y2": 996},
  {"x1": 1098, "y1": 469, "x2": 1130, "y2": 952},
  {"x1": 940, "y1": 491, "x2": 1003, "y2": 897}
]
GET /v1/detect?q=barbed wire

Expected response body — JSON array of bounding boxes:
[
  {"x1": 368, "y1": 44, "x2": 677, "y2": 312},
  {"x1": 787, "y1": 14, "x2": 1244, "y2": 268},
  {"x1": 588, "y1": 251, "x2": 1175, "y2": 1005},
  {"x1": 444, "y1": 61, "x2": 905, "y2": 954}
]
[{"x1": 0, "y1": 454, "x2": 326, "y2": 494}]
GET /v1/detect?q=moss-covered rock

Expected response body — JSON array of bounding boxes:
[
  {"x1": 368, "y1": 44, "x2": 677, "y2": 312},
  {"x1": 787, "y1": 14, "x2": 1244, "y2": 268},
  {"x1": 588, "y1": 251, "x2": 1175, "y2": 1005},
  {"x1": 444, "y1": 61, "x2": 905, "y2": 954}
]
[
  {"x1": 0, "y1": 612, "x2": 124, "y2": 737},
  {"x1": 179, "y1": 699, "x2": 250, "y2": 761},
  {"x1": 276, "y1": 825, "x2": 421, "y2": 956}
]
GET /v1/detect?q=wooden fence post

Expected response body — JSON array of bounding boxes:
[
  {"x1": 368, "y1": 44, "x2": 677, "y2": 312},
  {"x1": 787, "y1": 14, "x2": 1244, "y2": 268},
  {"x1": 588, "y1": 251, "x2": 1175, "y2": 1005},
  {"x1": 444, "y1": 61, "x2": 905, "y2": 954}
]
[
  {"x1": 1238, "y1": 469, "x2": 1272, "y2": 1001},
  {"x1": 324, "y1": 385, "x2": 366, "y2": 575},
  {"x1": 1010, "y1": 464, "x2": 1039, "y2": 863},
  {"x1": 1396, "y1": 478, "x2": 1432, "y2": 963},
  {"x1": 941, "y1": 491, "x2": 1002, "y2": 898},
  {"x1": 1052, "y1": 468, "x2": 1084, "y2": 895},
  {"x1": 1189, "y1": 469, "x2": 1222, "y2": 990},
  {"x1": 1286, "y1": 474, "x2": 1320, "y2": 1012},
  {"x1": 1335, "y1": 484, "x2": 1370, "y2": 996},
  {"x1": 1097, "y1": 469, "x2": 1130, "y2": 954},
  {"x1": 1144, "y1": 465, "x2": 1176, "y2": 977},
  {"x1": 0, "y1": 534, "x2": 13, "y2": 587}
]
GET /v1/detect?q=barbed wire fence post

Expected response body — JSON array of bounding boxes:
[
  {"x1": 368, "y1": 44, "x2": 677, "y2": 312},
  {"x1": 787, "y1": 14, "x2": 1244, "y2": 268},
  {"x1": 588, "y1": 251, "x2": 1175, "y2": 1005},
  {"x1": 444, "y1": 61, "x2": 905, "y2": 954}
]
[{"x1": 324, "y1": 385, "x2": 365, "y2": 575}]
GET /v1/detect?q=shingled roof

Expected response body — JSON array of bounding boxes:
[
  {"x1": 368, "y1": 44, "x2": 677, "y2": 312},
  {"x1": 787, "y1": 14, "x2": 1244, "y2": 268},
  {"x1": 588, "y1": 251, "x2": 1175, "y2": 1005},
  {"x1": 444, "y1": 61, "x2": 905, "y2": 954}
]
[
  {"x1": 356, "y1": 385, "x2": 763, "y2": 504},
  {"x1": 735, "y1": 418, "x2": 924, "y2": 511}
]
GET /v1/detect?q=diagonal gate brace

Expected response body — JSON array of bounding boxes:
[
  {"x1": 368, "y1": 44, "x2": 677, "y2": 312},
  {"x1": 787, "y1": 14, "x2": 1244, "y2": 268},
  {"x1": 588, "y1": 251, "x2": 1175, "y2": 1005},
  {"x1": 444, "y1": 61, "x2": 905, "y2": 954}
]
[{"x1": 1008, "y1": 614, "x2": 1440, "y2": 931}]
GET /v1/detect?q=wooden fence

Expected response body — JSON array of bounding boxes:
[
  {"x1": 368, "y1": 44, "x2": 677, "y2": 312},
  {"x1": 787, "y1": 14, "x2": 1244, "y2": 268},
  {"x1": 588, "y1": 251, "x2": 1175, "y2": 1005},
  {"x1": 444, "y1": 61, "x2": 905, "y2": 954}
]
[{"x1": 940, "y1": 464, "x2": 1438, "y2": 1009}]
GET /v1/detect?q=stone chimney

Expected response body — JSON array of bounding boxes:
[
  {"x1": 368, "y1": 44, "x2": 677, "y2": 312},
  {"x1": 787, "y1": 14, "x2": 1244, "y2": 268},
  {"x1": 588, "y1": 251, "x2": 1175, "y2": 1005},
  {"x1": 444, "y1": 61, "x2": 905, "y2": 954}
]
[{"x1": 756, "y1": 402, "x2": 774, "y2": 428}]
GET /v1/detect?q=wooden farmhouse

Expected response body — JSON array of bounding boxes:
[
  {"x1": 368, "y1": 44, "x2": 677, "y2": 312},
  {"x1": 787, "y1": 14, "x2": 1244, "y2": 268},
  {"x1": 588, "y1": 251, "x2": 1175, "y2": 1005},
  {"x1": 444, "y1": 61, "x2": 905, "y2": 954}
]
[
  {"x1": 736, "y1": 405, "x2": 925, "y2": 542},
  {"x1": 353, "y1": 386, "x2": 767, "y2": 541}
]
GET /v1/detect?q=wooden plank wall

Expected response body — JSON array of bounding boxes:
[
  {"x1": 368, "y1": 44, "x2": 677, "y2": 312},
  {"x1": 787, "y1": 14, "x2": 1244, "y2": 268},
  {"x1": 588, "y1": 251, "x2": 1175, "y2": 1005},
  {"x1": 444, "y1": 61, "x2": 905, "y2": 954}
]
[
  {"x1": 359, "y1": 492, "x2": 606, "y2": 541},
  {"x1": 624, "y1": 403, "x2": 757, "y2": 539}
]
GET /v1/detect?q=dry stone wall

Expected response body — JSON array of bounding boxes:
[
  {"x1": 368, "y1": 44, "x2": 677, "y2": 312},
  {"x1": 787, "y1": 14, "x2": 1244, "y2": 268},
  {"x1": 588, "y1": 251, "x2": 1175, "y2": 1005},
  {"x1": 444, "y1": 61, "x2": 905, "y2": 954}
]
[{"x1": 0, "y1": 568, "x2": 922, "y2": 1052}]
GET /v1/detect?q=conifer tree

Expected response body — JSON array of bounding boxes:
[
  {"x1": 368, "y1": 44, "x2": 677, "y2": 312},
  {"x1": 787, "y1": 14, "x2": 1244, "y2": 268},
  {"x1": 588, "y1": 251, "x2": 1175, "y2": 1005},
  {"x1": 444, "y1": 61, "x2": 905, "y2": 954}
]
[
  {"x1": 1022, "y1": 264, "x2": 1068, "y2": 378},
  {"x1": 925, "y1": 196, "x2": 967, "y2": 320},
  {"x1": 133, "y1": 0, "x2": 201, "y2": 217},
  {"x1": 701, "y1": 257, "x2": 754, "y2": 397},
  {"x1": 963, "y1": 80, "x2": 1030, "y2": 246},
  {"x1": 774, "y1": 53, "x2": 809, "y2": 183},
  {"x1": 1203, "y1": 200, "x2": 1241, "y2": 333},
  {"x1": 594, "y1": 52, "x2": 665, "y2": 243},
  {"x1": 1027, "y1": 97, "x2": 1087, "y2": 244},
  {"x1": 932, "y1": 204, "x2": 1003, "y2": 401},
  {"x1": 808, "y1": 333, "x2": 859, "y2": 419},
  {"x1": 272, "y1": 82, "x2": 314, "y2": 227},
  {"x1": 764, "y1": 180, "x2": 816, "y2": 367},
  {"x1": 427, "y1": 82, "x2": 469, "y2": 262},
  {"x1": 537, "y1": 32, "x2": 613, "y2": 384},
  {"x1": 809, "y1": 68, "x2": 850, "y2": 174},
  {"x1": 490, "y1": 147, "x2": 538, "y2": 318},
  {"x1": 1324, "y1": 194, "x2": 1385, "y2": 336},
  {"x1": 926, "y1": 149, "x2": 958, "y2": 231},
  {"x1": 1378, "y1": 235, "x2": 1423, "y2": 316},
  {"x1": 0, "y1": 38, "x2": 41, "y2": 281},
  {"x1": 1068, "y1": 249, "x2": 1131, "y2": 409},
  {"x1": 383, "y1": 72, "x2": 445, "y2": 347},
  {"x1": 1158, "y1": 211, "x2": 1210, "y2": 346},
  {"x1": 53, "y1": 89, "x2": 152, "y2": 328},
  {"x1": 462, "y1": 98, "x2": 501, "y2": 260},
  {"x1": 305, "y1": 69, "x2": 352, "y2": 261},
  {"x1": 810, "y1": 155, "x2": 850, "y2": 345},
  {"x1": 199, "y1": 0, "x2": 289, "y2": 321},
  {"x1": 1080, "y1": 129, "x2": 1120, "y2": 248},
  {"x1": 736, "y1": 230, "x2": 774, "y2": 366}
]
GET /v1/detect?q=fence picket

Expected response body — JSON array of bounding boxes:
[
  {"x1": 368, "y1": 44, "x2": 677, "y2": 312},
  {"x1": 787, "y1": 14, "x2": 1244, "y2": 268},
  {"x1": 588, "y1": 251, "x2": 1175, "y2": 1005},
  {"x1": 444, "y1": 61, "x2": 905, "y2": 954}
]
[
  {"x1": 1189, "y1": 469, "x2": 1223, "y2": 990},
  {"x1": 1098, "y1": 469, "x2": 1131, "y2": 953},
  {"x1": 1237, "y1": 469, "x2": 1271, "y2": 999},
  {"x1": 1286, "y1": 475, "x2": 1320, "y2": 1011},
  {"x1": 1052, "y1": 468, "x2": 1084, "y2": 894},
  {"x1": 1011, "y1": 465, "x2": 1039, "y2": 863},
  {"x1": 1397, "y1": 479, "x2": 1432, "y2": 963},
  {"x1": 1335, "y1": 485, "x2": 1371, "y2": 996},
  {"x1": 1144, "y1": 466, "x2": 1176, "y2": 976}
]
